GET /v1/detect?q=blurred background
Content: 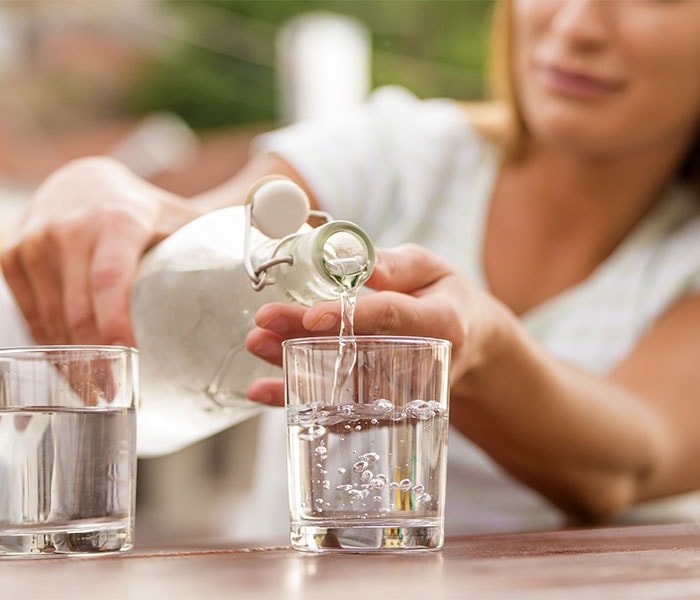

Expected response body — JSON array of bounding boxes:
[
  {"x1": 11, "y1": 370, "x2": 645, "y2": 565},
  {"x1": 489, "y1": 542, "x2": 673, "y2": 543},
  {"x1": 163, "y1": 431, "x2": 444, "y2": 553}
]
[{"x1": 0, "y1": 0, "x2": 494, "y2": 545}]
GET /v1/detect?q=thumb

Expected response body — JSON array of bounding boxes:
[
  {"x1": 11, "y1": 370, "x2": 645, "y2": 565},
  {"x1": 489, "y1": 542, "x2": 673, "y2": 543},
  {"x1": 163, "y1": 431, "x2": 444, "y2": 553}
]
[{"x1": 367, "y1": 244, "x2": 454, "y2": 294}]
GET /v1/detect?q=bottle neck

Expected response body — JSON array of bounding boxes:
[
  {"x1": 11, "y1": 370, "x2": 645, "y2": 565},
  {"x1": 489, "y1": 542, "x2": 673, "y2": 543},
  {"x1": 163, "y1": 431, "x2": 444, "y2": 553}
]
[{"x1": 271, "y1": 221, "x2": 375, "y2": 306}]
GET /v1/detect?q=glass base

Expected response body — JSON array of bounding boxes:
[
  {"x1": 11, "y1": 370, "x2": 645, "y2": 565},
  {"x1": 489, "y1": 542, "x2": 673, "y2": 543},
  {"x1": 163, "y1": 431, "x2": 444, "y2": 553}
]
[
  {"x1": 0, "y1": 520, "x2": 132, "y2": 558},
  {"x1": 291, "y1": 522, "x2": 443, "y2": 553}
]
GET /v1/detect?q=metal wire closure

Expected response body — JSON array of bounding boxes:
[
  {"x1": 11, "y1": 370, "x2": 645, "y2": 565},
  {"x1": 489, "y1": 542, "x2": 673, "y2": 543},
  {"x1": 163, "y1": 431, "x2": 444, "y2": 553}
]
[{"x1": 243, "y1": 201, "x2": 333, "y2": 291}]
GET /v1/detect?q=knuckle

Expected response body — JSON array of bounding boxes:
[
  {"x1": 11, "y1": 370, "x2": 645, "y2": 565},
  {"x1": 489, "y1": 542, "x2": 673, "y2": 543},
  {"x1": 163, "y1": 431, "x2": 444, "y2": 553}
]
[
  {"x1": 0, "y1": 247, "x2": 19, "y2": 278},
  {"x1": 90, "y1": 261, "x2": 124, "y2": 292},
  {"x1": 19, "y1": 232, "x2": 49, "y2": 270}
]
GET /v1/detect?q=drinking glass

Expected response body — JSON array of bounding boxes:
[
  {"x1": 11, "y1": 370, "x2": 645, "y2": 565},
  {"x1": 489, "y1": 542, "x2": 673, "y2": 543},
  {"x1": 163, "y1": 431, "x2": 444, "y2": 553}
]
[
  {"x1": 0, "y1": 346, "x2": 138, "y2": 557},
  {"x1": 284, "y1": 336, "x2": 450, "y2": 553}
]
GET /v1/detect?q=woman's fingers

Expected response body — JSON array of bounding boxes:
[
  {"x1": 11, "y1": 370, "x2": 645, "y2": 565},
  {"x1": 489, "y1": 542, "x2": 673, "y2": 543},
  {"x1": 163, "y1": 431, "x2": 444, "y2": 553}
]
[
  {"x1": 366, "y1": 244, "x2": 454, "y2": 293},
  {"x1": 0, "y1": 243, "x2": 46, "y2": 342},
  {"x1": 18, "y1": 231, "x2": 66, "y2": 343},
  {"x1": 245, "y1": 327, "x2": 285, "y2": 366},
  {"x1": 90, "y1": 218, "x2": 151, "y2": 346},
  {"x1": 58, "y1": 223, "x2": 100, "y2": 344},
  {"x1": 246, "y1": 377, "x2": 284, "y2": 407}
]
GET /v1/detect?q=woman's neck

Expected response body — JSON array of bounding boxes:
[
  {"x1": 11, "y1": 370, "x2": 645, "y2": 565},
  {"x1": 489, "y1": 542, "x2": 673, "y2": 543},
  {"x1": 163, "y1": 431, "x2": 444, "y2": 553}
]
[{"x1": 512, "y1": 134, "x2": 691, "y2": 246}]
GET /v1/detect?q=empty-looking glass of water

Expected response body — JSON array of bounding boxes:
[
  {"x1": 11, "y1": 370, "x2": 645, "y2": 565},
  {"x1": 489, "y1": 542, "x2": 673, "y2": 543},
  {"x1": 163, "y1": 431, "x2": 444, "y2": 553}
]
[
  {"x1": 284, "y1": 336, "x2": 450, "y2": 553},
  {"x1": 0, "y1": 346, "x2": 138, "y2": 558}
]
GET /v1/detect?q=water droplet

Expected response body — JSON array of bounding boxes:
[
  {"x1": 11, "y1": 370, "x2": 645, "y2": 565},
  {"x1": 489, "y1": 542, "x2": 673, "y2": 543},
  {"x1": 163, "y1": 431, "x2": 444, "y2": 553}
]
[
  {"x1": 372, "y1": 495, "x2": 383, "y2": 503},
  {"x1": 370, "y1": 418, "x2": 378, "y2": 425},
  {"x1": 336, "y1": 484, "x2": 353, "y2": 492},
  {"x1": 340, "y1": 405, "x2": 354, "y2": 415},
  {"x1": 399, "y1": 479, "x2": 412, "y2": 491},
  {"x1": 389, "y1": 482, "x2": 400, "y2": 491},
  {"x1": 297, "y1": 425, "x2": 327, "y2": 441},
  {"x1": 360, "y1": 470, "x2": 373, "y2": 483},
  {"x1": 323, "y1": 480, "x2": 330, "y2": 490},
  {"x1": 344, "y1": 424, "x2": 352, "y2": 431},
  {"x1": 354, "y1": 425, "x2": 362, "y2": 431},
  {"x1": 360, "y1": 452, "x2": 380, "y2": 463},
  {"x1": 412, "y1": 484, "x2": 425, "y2": 495},
  {"x1": 353, "y1": 460, "x2": 369, "y2": 473},
  {"x1": 337, "y1": 467, "x2": 346, "y2": 475},
  {"x1": 372, "y1": 398, "x2": 394, "y2": 413},
  {"x1": 314, "y1": 446, "x2": 328, "y2": 459},
  {"x1": 315, "y1": 463, "x2": 323, "y2": 469},
  {"x1": 417, "y1": 493, "x2": 432, "y2": 503},
  {"x1": 315, "y1": 498, "x2": 324, "y2": 505},
  {"x1": 391, "y1": 411, "x2": 405, "y2": 422}
]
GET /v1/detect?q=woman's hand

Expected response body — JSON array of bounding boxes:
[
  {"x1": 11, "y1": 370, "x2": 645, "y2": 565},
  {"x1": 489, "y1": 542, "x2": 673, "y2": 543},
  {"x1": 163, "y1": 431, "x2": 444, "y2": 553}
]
[
  {"x1": 246, "y1": 243, "x2": 509, "y2": 405},
  {"x1": 0, "y1": 157, "x2": 202, "y2": 346}
]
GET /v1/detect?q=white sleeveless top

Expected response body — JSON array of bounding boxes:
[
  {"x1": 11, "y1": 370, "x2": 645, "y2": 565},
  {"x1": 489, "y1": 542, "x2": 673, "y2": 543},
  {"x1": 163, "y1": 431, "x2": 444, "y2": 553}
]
[{"x1": 250, "y1": 86, "x2": 700, "y2": 539}]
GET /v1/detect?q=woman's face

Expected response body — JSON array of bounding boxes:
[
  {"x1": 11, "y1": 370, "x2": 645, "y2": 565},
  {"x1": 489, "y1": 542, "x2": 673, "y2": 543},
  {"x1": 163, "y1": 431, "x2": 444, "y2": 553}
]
[{"x1": 513, "y1": 0, "x2": 700, "y2": 159}]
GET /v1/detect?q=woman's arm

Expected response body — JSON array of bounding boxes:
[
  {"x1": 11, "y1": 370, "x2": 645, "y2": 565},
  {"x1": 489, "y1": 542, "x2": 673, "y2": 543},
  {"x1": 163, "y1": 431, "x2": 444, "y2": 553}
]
[
  {"x1": 247, "y1": 244, "x2": 700, "y2": 520},
  {"x1": 0, "y1": 153, "x2": 307, "y2": 346}
]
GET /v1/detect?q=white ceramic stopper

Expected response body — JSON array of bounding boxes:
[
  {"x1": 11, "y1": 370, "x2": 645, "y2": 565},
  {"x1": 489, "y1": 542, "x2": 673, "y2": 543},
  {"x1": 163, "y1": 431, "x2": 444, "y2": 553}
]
[{"x1": 248, "y1": 177, "x2": 311, "y2": 239}]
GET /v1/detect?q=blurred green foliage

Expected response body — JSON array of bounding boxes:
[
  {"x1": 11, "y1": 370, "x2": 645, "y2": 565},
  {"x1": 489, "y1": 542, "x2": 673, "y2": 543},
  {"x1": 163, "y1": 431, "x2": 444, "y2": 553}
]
[{"x1": 128, "y1": 0, "x2": 494, "y2": 130}]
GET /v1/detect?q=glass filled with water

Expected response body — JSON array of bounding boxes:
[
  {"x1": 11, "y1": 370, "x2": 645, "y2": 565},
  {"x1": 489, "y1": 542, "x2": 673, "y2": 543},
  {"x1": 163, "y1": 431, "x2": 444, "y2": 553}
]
[
  {"x1": 284, "y1": 336, "x2": 450, "y2": 552},
  {"x1": 0, "y1": 346, "x2": 137, "y2": 557}
]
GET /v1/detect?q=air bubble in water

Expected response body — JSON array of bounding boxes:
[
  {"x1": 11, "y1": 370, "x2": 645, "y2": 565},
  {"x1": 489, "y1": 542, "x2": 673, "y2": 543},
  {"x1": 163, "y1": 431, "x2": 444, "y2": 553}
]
[
  {"x1": 417, "y1": 493, "x2": 432, "y2": 503},
  {"x1": 323, "y1": 480, "x2": 330, "y2": 490},
  {"x1": 399, "y1": 479, "x2": 412, "y2": 491},
  {"x1": 344, "y1": 425, "x2": 352, "y2": 431},
  {"x1": 337, "y1": 467, "x2": 346, "y2": 475},
  {"x1": 371, "y1": 418, "x2": 378, "y2": 425},
  {"x1": 372, "y1": 398, "x2": 394, "y2": 413},
  {"x1": 406, "y1": 399, "x2": 437, "y2": 420},
  {"x1": 340, "y1": 405, "x2": 354, "y2": 415},
  {"x1": 412, "y1": 484, "x2": 425, "y2": 495},
  {"x1": 336, "y1": 484, "x2": 353, "y2": 492},
  {"x1": 353, "y1": 460, "x2": 369, "y2": 473},
  {"x1": 360, "y1": 470, "x2": 373, "y2": 483},
  {"x1": 315, "y1": 498, "x2": 324, "y2": 505},
  {"x1": 297, "y1": 425, "x2": 327, "y2": 441},
  {"x1": 389, "y1": 482, "x2": 400, "y2": 491},
  {"x1": 348, "y1": 489, "x2": 364, "y2": 501},
  {"x1": 314, "y1": 446, "x2": 328, "y2": 459},
  {"x1": 360, "y1": 452, "x2": 380, "y2": 463},
  {"x1": 372, "y1": 495, "x2": 383, "y2": 503},
  {"x1": 354, "y1": 425, "x2": 362, "y2": 431},
  {"x1": 368, "y1": 475, "x2": 388, "y2": 490},
  {"x1": 379, "y1": 507, "x2": 390, "y2": 514}
]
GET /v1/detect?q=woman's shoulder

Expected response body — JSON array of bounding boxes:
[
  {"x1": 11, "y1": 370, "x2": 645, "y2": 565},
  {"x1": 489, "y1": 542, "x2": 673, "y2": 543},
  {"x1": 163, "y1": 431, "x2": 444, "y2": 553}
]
[
  {"x1": 364, "y1": 86, "x2": 502, "y2": 178},
  {"x1": 369, "y1": 86, "x2": 499, "y2": 145}
]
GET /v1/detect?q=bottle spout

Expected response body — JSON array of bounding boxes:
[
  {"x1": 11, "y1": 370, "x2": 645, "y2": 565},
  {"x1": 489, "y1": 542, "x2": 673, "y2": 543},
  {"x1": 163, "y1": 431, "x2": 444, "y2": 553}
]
[{"x1": 314, "y1": 220, "x2": 375, "y2": 292}]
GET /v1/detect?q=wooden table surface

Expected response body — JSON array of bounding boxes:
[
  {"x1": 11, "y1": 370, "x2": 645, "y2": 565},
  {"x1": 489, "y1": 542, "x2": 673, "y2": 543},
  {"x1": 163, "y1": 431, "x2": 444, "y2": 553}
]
[{"x1": 2, "y1": 523, "x2": 700, "y2": 599}]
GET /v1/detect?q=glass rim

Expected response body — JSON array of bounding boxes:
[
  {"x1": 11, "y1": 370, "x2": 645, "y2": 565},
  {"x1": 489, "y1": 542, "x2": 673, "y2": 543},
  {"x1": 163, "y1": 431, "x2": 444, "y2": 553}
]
[
  {"x1": 0, "y1": 345, "x2": 138, "y2": 358},
  {"x1": 282, "y1": 335, "x2": 451, "y2": 349}
]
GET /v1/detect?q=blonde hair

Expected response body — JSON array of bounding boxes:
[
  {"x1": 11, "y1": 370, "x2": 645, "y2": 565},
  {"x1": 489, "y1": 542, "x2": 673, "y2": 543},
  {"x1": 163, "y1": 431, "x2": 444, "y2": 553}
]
[
  {"x1": 465, "y1": 0, "x2": 524, "y2": 157},
  {"x1": 468, "y1": 0, "x2": 700, "y2": 191}
]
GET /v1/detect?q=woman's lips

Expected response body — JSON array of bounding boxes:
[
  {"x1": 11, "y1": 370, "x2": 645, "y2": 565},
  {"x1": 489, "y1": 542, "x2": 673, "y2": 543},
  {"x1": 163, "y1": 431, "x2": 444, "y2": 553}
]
[{"x1": 538, "y1": 64, "x2": 624, "y2": 99}]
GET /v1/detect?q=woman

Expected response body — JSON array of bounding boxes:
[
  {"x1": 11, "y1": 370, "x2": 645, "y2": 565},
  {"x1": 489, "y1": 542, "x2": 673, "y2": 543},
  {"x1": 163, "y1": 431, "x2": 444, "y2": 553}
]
[{"x1": 3, "y1": 0, "x2": 700, "y2": 534}]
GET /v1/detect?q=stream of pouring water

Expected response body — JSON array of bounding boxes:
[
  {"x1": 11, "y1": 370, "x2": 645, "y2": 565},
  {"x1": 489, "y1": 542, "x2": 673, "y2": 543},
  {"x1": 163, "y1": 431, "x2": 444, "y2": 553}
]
[{"x1": 324, "y1": 256, "x2": 365, "y2": 405}]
